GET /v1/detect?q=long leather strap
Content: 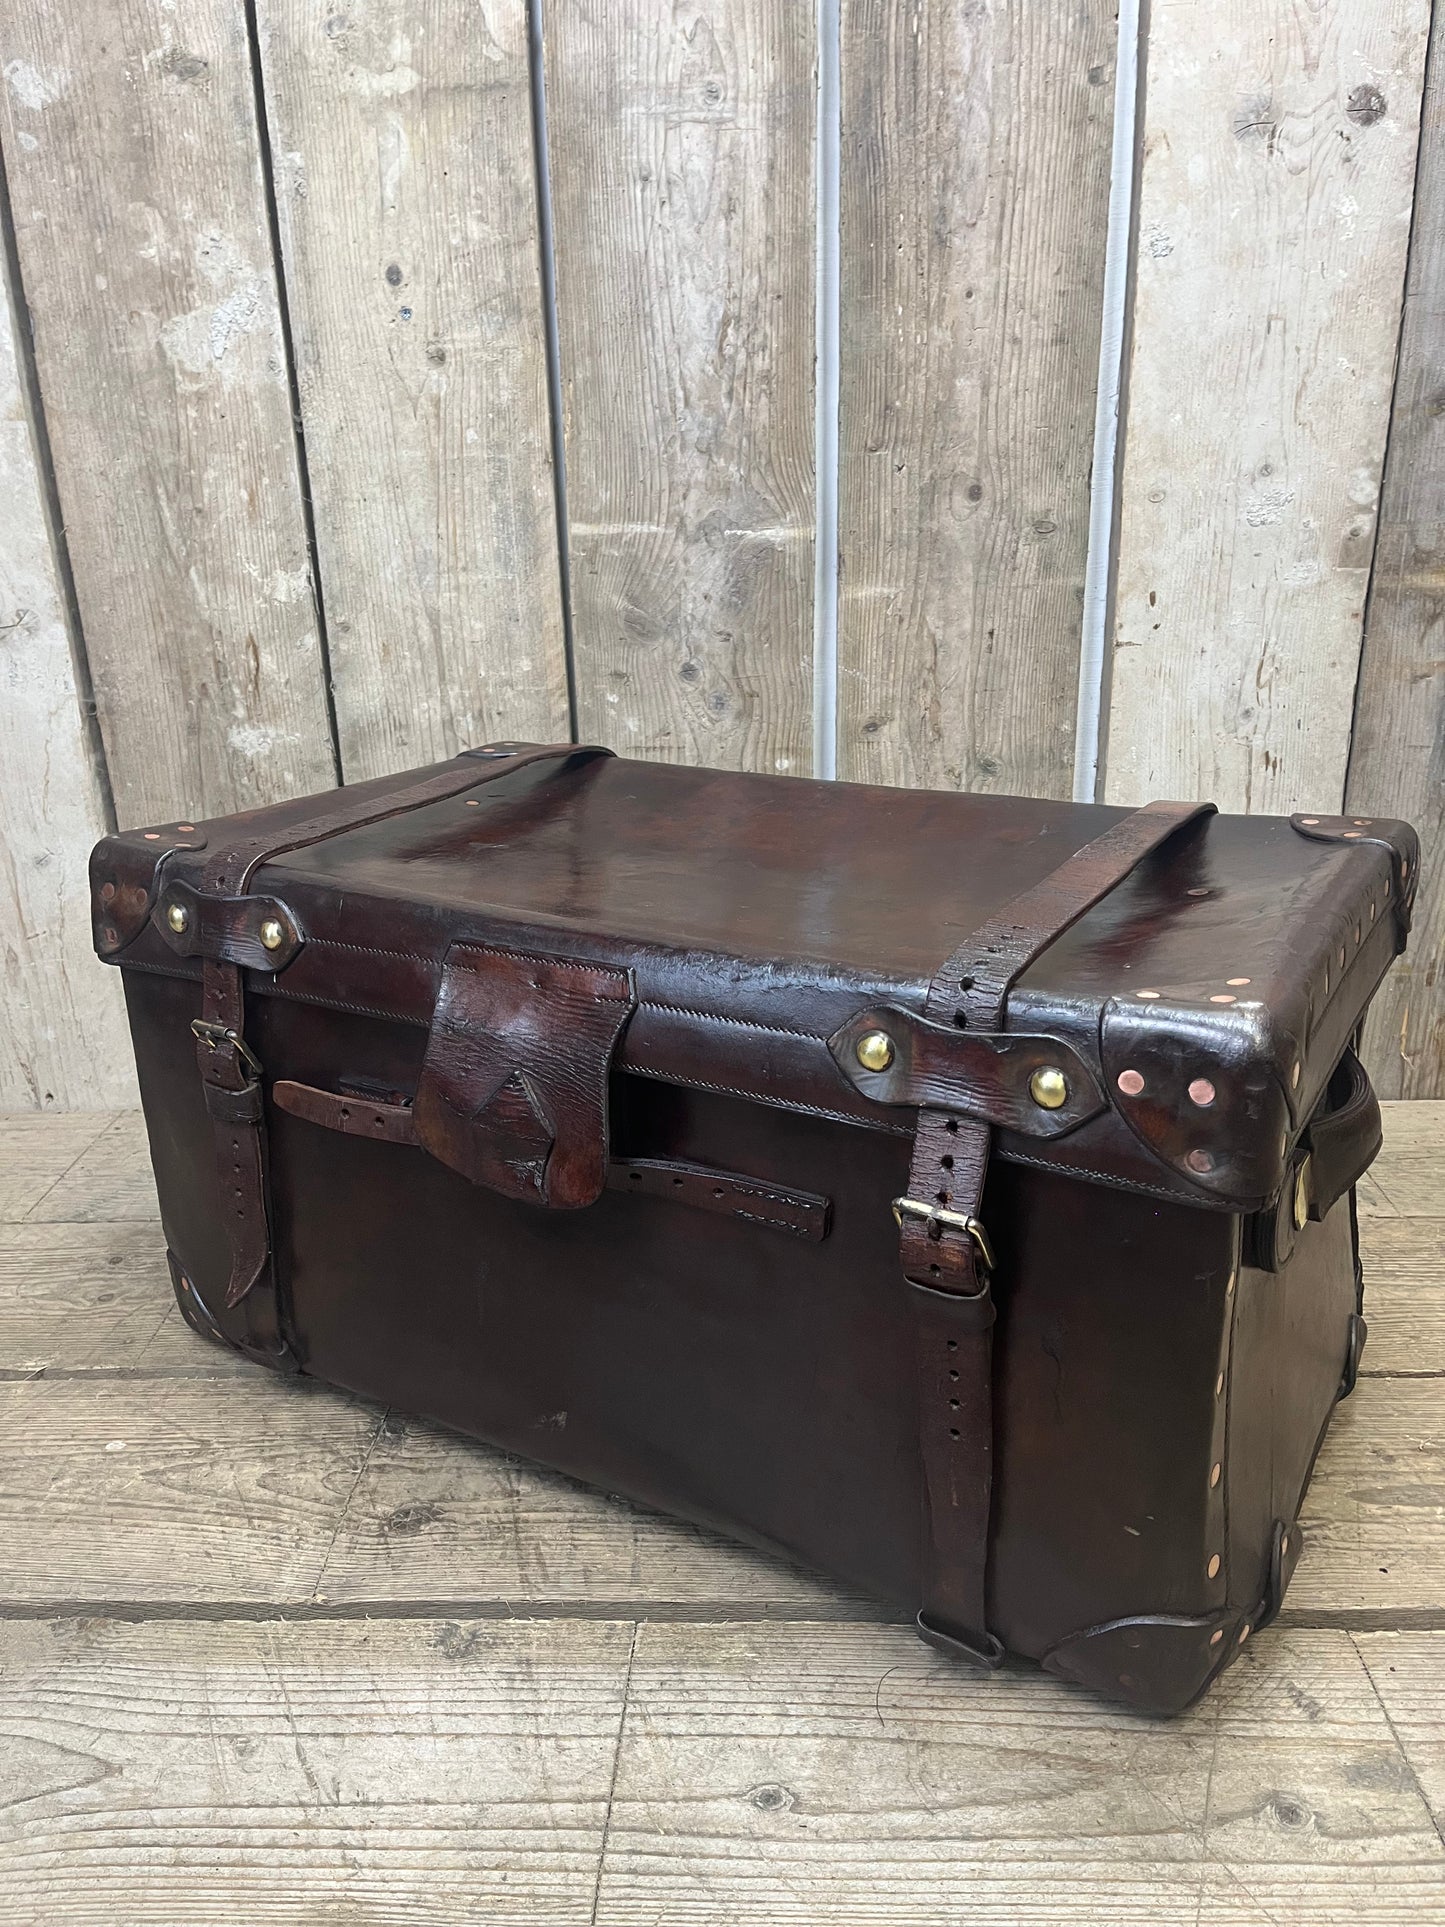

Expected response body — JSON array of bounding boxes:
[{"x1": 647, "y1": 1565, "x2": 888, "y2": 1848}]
[
  {"x1": 193, "y1": 744, "x2": 609, "y2": 1347},
  {"x1": 904, "y1": 799, "x2": 1215, "y2": 1665}
]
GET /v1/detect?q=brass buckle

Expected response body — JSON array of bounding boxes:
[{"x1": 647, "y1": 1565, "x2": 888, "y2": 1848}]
[
  {"x1": 191, "y1": 1018, "x2": 263, "y2": 1080},
  {"x1": 891, "y1": 1196, "x2": 996, "y2": 1272}
]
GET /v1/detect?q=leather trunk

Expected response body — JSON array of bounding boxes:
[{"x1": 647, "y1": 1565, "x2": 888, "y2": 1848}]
[{"x1": 90, "y1": 745, "x2": 1417, "y2": 1714}]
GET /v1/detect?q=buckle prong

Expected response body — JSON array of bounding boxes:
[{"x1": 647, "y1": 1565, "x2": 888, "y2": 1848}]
[
  {"x1": 191, "y1": 1017, "x2": 263, "y2": 1080},
  {"x1": 891, "y1": 1196, "x2": 996, "y2": 1271}
]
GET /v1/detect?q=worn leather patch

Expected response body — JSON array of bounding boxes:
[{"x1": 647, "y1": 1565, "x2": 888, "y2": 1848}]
[{"x1": 413, "y1": 942, "x2": 636, "y2": 1207}]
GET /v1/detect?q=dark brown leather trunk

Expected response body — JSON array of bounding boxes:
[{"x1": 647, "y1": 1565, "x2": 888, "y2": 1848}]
[{"x1": 93, "y1": 747, "x2": 1414, "y2": 1713}]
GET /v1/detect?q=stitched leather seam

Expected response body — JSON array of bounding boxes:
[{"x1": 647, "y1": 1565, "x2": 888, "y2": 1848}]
[
  {"x1": 639, "y1": 1001, "x2": 825, "y2": 1042},
  {"x1": 305, "y1": 938, "x2": 440, "y2": 965},
  {"x1": 624, "y1": 1061, "x2": 911, "y2": 1134},
  {"x1": 734, "y1": 1208, "x2": 815, "y2": 1237},
  {"x1": 999, "y1": 1143, "x2": 1228, "y2": 1207},
  {"x1": 452, "y1": 942, "x2": 628, "y2": 980}
]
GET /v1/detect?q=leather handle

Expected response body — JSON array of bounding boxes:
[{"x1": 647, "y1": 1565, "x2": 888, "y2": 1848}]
[{"x1": 1303, "y1": 1048, "x2": 1382, "y2": 1221}]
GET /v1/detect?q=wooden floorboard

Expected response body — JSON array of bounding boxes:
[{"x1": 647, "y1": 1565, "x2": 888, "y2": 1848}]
[{"x1": 0, "y1": 1102, "x2": 1441, "y2": 1919}]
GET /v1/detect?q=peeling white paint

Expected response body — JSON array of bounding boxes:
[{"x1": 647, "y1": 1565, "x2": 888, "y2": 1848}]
[{"x1": 4, "y1": 59, "x2": 68, "y2": 112}]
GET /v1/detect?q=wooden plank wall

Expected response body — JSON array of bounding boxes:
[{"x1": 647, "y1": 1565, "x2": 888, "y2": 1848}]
[{"x1": 0, "y1": 0, "x2": 1442, "y2": 1107}]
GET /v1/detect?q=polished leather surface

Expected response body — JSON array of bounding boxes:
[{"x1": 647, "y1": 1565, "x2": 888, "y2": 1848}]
[
  {"x1": 93, "y1": 754, "x2": 1416, "y2": 1210},
  {"x1": 98, "y1": 750, "x2": 1412, "y2": 1713}
]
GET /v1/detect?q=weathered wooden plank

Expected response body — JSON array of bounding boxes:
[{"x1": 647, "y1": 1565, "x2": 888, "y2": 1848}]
[
  {"x1": 0, "y1": 1113, "x2": 112, "y2": 1225},
  {"x1": 1291, "y1": 1377, "x2": 1445, "y2": 1616},
  {"x1": 0, "y1": 1358, "x2": 1434, "y2": 1618},
  {"x1": 1359, "y1": 1218, "x2": 1445, "y2": 1375},
  {"x1": 0, "y1": 1222, "x2": 246, "y2": 1377},
  {"x1": 836, "y1": 0, "x2": 1117, "y2": 795},
  {"x1": 0, "y1": 1615, "x2": 632, "y2": 1922},
  {"x1": 1357, "y1": 1101, "x2": 1445, "y2": 1219},
  {"x1": 1356, "y1": 1631, "x2": 1445, "y2": 1818},
  {"x1": 21, "y1": 1110, "x2": 159, "y2": 1225},
  {"x1": 0, "y1": 222, "x2": 132, "y2": 1112},
  {"x1": 544, "y1": 0, "x2": 815, "y2": 772},
  {"x1": 0, "y1": 1, "x2": 335, "y2": 826},
  {"x1": 1106, "y1": 0, "x2": 1432, "y2": 812},
  {"x1": 593, "y1": 1623, "x2": 1445, "y2": 1924},
  {"x1": 0, "y1": 1373, "x2": 845, "y2": 1612},
  {"x1": 255, "y1": 0, "x2": 569, "y2": 780},
  {"x1": 1348, "y1": 6, "x2": 1445, "y2": 1101}
]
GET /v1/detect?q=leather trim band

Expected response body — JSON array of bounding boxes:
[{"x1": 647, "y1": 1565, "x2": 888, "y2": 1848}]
[{"x1": 903, "y1": 799, "x2": 1215, "y2": 1668}]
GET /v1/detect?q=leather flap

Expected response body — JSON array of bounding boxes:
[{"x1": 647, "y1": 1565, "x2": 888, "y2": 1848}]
[{"x1": 413, "y1": 942, "x2": 636, "y2": 1207}]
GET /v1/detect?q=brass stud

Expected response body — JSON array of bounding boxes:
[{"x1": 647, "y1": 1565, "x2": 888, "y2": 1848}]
[
  {"x1": 165, "y1": 902, "x2": 189, "y2": 935},
  {"x1": 1029, "y1": 1066, "x2": 1069, "y2": 1110},
  {"x1": 1207, "y1": 1553, "x2": 1221, "y2": 1579},
  {"x1": 855, "y1": 1030, "x2": 895, "y2": 1074},
  {"x1": 258, "y1": 917, "x2": 286, "y2": 953}
]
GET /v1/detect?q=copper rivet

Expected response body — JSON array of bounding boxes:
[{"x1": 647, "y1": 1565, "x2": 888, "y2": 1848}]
[
  {"x1": 1188, "y1": 1077, "x2": 1216, "y2": 1107},
  {"x1": 1187, "y1": 1148, "x2": 1215, "y2": 1175},
  {"x1": 259, "y1": 917, "x2": 285, "y2": 952},
  {"x1": 1215, "y1": 1372, "x2": 1225, "y2": 1397},
  {"x1": 1238, "y1": 1624, "x2": 1250, "y2": 1645},
  {"x1": 1323, "y1": 972, "x2": 1330, "y2": 994},
  {"x1": 178, "y1": 823, "x2": 195, "y2": 832},
  {"x1": 1281, "y1": 1533, "x2": 1289, "y2": 1554},
  {"x1": 143, "y1": 831, "x2": 161, "y2": 841},
  {"x1": 1207, "y1": 1554, "x2": 1221, "y2": 1579},
  {"x1": 1227, "y1": 976, "x2": 1250, "y2": 987},
  {"x1": 1300, "y1": 816, "x2": 1319, "y2": 826},
  {"x1": 1209, "y1": 1629, "x2": 1225, "y2": 1647},
  {"x1": 1339, "y1": 948, "x2": 1346, "y2": 969},
  {"x1": 165, "y1": 902, "x2": 189, "y2": 935},
  {"x1": 465, "y1": 799, "x2": 481, "y2": 807},
  {"x1": 1343, "y1": 831, "x2": 1362, "y2": 839},
  {"x1": 1354, "y1": 924, "x2": 1361, "y2": 944},
  {"x1": 1354, "y1": 819, "x2": 1370, "y2": 827},
  {"x1": 1187, "y1": 887, "x2": 1209, "y2": 898},
  {"x1": 855, "y1": 1030, "x2": 895, "y2": 1074},
  {"x1": 1136, "y1": 989, "x2": 1161, "y2": 1000},
  {"x1": 1226, "y1": 1270, "x2": 1236, "y2": 1296},
  {"x1": 100, "y1": 880, "x2": 115, "y2": 903},
  {"x1": 1117, "y1": 1069, "x2": 1145, "y2": 1097},
  {"x1": 1290, "y1": 1060, "x2": 1301, "y2": 1088},
  {"x1": 1402, "y1": 860, "x2": 1410, "y2": 878},
  {"x1": 1209, "y1": 993, "x2": 1235, "y2": 1005},
  {"x1": 1029, "y1": 1066, "x2": 1069, "y2": 1110},
  {"x1": 1210, "y1": 1462, "x2": 1222, "y2": 1488},
  {"x1": 1370, "y1": 903, "x2": 1377, "y2": 923}
]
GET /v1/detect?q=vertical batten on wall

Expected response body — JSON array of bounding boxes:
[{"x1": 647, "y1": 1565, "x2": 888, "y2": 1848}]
[
  {"x1": 0, "y1": 0, "x2": 336, "y2": 826},
  {"x1": 256, "y1": 0, "x2": 568, "y2": 782},
  {"x1": 814, "y1": 0, "x2": 841, "y2": 781},
  {"x1": 546, "y1": 0, "x2": 816, "y2": 773},
  {"x1": 0, "y1": 155, "x2": 132, "y2": 1107},
  {"x1": 1073, "y1": 0, "x2": 1141, "y2": 805},
  {"x1": 1348, "y1": 6, "x2": 1445, "y2": 1099},
  {"x1": 837, "y1": 1, "x2": 1119, "y2": 796},
  {"x1": 528, "y1": 0, "x2": 580, "y2": 743},
  {"x1": 1106, "y1": 0, "x2": 1432, "y2": 813}
]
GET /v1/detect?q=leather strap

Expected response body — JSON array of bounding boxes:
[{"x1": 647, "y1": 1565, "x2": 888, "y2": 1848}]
[
  {"x1": 193, "y1": 744, "x2": 609, "y2": 1342},
  {"x1": 903, "y1": 799, "x2": 1215, "y2": 1665},
  {"x1": 270, "y1": 1080, "x2": 831, "y2": 1240}
]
